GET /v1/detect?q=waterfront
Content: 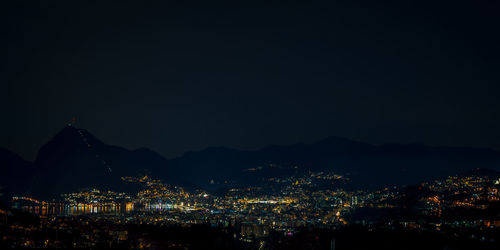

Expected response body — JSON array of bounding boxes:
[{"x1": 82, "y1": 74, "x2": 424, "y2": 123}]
[{"x1": 15, "y1": 203, "x2": 133, "y2": 217}]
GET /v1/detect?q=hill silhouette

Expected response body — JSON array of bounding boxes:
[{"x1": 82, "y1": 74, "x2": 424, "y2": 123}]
[
  {"x1": 29, "y1": 126, "x2": 173, "y2": 199},
  {"x1": 1, "y1": 126, "x2": 500, "y2": 199},
  {"x1": 0, "y1": 147, "x2": 34, "y2": 202},
  {"x1": 168, "y1": 137, "x2": 500, "y2": 190}
]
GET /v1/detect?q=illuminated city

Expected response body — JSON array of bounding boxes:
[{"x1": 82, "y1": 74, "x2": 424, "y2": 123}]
[
  {"x1": 2, "y1": 168, "x2": 499, "y2": 249},
  {"x1": 3, "y1": 1, "x2": 500, "y2": 249}
]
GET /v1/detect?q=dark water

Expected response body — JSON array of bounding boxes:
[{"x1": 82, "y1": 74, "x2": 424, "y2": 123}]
[{"x1": 18, "y1": 203, "x2": 134, "y2": 216}]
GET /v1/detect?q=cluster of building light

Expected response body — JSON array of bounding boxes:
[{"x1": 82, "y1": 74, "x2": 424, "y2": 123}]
[{"x1": 11, "y1": 170, "x2": 500, "y2": 240}]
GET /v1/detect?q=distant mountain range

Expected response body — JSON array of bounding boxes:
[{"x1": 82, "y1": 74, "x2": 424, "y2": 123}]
[
  {"x1": 168, "y1": 136, "x2": 500, "y2": 190},
  {"x1": 1, "y1": 126, "x2": 500, "y2": 200}
]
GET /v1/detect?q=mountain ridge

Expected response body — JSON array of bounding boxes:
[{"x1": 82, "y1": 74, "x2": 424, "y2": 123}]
[{"x1": 2, "y1": 126, "x2": 500, "y2": 199}]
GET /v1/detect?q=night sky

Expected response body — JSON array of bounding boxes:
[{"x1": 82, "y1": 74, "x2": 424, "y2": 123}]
[{"x1": 2, "y1": 1, "x2": 500, "y2": 161}]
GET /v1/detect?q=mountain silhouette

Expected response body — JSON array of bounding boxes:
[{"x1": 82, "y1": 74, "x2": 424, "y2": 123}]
[
  {"x1": 29, "y1": 126, "x2": 173, "y2": 199},
  {"x1": 2, "y1": 127, "x2": 500, "y2": 200},
  {"x1": 0, "y1": 147, "x2": 34, "y2": 202},
  {"x1": 168, "y1": 136, "x2": 500, "y2": 190}
]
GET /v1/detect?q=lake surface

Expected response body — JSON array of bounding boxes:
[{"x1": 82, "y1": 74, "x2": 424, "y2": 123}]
[{"x1": 17, "y1": 203, "x2": 134, "y2": 217}]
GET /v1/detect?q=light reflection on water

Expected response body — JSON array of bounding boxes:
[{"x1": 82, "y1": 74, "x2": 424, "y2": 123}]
[
  {"x1": 20, "y1": 203, "x2": 135, "y2": 216},
  {"x1": 18, "y1": 202, "x2": 189, "y2": 217},
  {"x1": 19, "y1": 202, "x2": 185, "y2": 216}
]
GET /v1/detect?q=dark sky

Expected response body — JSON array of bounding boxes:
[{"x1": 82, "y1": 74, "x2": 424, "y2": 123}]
[{"x1": 2, "y1": 1, "x2": 500, "y2": 161}]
